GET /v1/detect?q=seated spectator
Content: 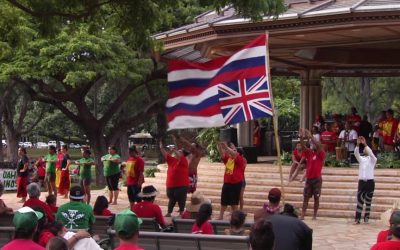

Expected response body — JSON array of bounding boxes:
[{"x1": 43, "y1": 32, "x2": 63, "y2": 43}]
[
  {"x1": 192, "y1": 203, "x2": 213, "y2": 234},
  {"x1": 181, "y1": 191, "x2": 211, "y2": 219},
  {"x1": 24, "y1": 183, "x2": 54, "y2": 222},
  {"x1": 280, "y1": 203, "x2": 298, "y2": 218},
  {"x1": 320, "y1": 123, "x2": 338, "y2": 153},
  {"x1": 372, "y1": 218, "x2": 400, "y2": 249},
  {"x1": 289, "y1": 143, "x2": 306, "y2": 182},
  {"x1": 114, "y1": 209, "x2": 144, "y2": 250},
  {"x1": 46, "y1": 195, "x2": 58, "y2": 213},
  {"x1": 224, "y1": 210, "x2": 250, "y2": 236},
  {"x1": 93, "y1": 195, "x2": 112, "y2": 216},
  {"x1": 249, "y1": 218, "x2": 274, "y2": 250},
  {"x1": 132, "y1": 185, "x2": 165, "y2": 228},
  {"x1": 254, "y1": 188, "x2": 282, "y2": 221},
  {"x1": 376, "y1": 210, "x2": 400, "y2": 243},
  {"x1": 56, "y1": 186, "x2": 95, "y2": 230},
  {"x1": 2, "y1": 207, "x2": 45, "y2": 250},
  {"x1": 46, "y1": 236, "x2": 68, "y2": 250},
  {"x1": 37, "y1": 221, "x2": 91, "y2": 248},
  {"x1": 0, "y1": 181, "x2": 13, "y2": 215}
]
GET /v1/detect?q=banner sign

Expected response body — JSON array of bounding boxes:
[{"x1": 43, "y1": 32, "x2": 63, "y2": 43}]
[{"x1": 0, "y1": 162, "x2": 17, "y2": 191}]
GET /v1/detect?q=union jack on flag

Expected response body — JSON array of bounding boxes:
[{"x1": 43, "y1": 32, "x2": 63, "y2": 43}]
[
  {"x1": 218, "y1": 75, "x2": 273, "y2": 125},
  {"x1": 166, "y1": 34, "x2": 274, "y2": 129}
]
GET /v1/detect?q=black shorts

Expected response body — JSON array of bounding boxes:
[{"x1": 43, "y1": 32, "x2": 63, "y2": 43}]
[
  {"x1": 106, "y1": 173, "x2": 120, "y2": 191},
  {"x1": 221, "y1": 182, "x2": 242, "y2": 206},
  {"x1": 127, "y1": 184, "x2": 140, "y2": 202},
  {"x1": 80, "y1": 177, "x2": 91, "y2": 187},
  {"x1": 304, "y1": 177, "x2": 322, "y2": 198}
]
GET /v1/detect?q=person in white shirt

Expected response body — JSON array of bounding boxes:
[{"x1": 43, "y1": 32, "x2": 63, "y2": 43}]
[
  {"x1": 339, "y1": 122, "x2": 358, "y2": 163},
  {"x1": 354, "y1": 136, "x2": 377, "y2": 224}
]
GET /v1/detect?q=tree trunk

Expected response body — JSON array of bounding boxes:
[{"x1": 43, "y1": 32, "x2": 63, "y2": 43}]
[
  {"x1": 4, "y1": 126, "x2": 19, "y2": 164},
  {"x1": 156, "y1": 113, "x2": 167, "y2": 164},
  {"x1": 87, "y1": 131, "x2": 107, "y2": 187},
  {"x1": 0, "y1": 120, "x2": 4, "y2": 162},
  {"x1": 119, "y1": 132, "x2": 129, "y2": 160}
]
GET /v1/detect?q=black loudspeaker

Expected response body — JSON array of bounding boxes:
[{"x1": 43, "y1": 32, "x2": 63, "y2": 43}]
[
  {"x1": 242, "y1": 146, "x2": 258, "y2": 163},
  {"x1": 219, "y1": 127, "x2": 238, "y2": 146}
]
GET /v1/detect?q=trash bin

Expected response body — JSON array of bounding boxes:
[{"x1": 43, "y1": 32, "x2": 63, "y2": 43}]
[
  {"x1": 219, "y1": 127, "x2": 238, "y2": 146},
  {"x1": 241, "y1": 146, "x2": 258, "y2": 163}
]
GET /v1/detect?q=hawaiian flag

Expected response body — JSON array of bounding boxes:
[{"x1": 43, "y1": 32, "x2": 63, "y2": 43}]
[{"x1": 166, "y1": 34, "x2": 273, "y2": 129}]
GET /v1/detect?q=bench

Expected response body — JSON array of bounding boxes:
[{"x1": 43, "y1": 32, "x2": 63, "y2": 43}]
[
  {"x1": 92, "y1": 216, "x2": 113, "y2": 238},
  {"x1": 172, "y1": 218, "x2": 253, "y2": 234},
  {"x1": 0, "y1": 227, "x2": 15, "y2": 248},
  {"x1": 139, "y1": 218, "x2": 161, "y2": 232},
  {"x1": 0, "y1": 214, "x2": 14, "y2": 227},
  {"x1": 108, "y1": 230, "x2": 250, "y2": 250}
]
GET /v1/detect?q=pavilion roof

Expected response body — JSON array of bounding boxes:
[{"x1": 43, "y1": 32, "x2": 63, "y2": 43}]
[{"x1": 155, "y1": 0, "x2": 400, "y2": 76}]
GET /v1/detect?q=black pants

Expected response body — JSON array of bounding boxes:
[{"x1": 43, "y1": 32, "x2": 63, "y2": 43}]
[
  {"x1": 355, "y1": 179, "x2": 375, "y2": 221},
  {"x1": 167, "y1": 186, "x2": 188, "y2": 214}
]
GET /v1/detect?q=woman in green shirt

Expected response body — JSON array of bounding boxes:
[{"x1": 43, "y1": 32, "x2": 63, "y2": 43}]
[
  {"x1": 75, "y1": 149, "x2": 95, "y2": 204},
  {"x1": 44, "y1": 145, "x2": 58, "y2": 196},
  {"x1": 101, "y1": 145, "x2": 121, "y2": 205}
]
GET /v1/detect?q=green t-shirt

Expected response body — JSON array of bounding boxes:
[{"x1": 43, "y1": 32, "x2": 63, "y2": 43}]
[
  {"x1": 102, "y1": 154, "x2": 120, "y2": 177},
  {"x1": 56, "y1": 201, "x2": 95, "y2": 230},
  {"x1": 78, "y1": 157, "x2": 94, "y2": 179},
  {"x1": 44, "y1": 153, "x2": 57, "y2": 173}
]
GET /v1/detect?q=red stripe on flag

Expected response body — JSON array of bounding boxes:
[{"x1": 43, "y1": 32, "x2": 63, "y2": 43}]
[
  {"x1": 242, "y1": 34, "x2": 266, "y2": 49},
  {"x1": 167, "y1": 104, "x2": 221, "y2": 122}
]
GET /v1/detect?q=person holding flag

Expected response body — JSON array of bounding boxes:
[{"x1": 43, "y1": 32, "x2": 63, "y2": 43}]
[{"x1": 217, "y1": 141, "x2": 246, "y2": 220}]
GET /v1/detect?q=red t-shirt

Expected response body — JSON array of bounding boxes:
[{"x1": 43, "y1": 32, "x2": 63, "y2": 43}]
[
  {"x1": 132, "y1": 201, "x2": 165, "y2": 227},
  {"x1": 377, "y1": 230, "x2": 390, "y2": 243},
  {"x1": 304, "y1": 149, "x2": 325, "y2": 179},
  {"x1": 320, "y1": 131, "x2": 338, "y2": 152},
  {"x1": 2, "y1": 239, "x2": 45, "y2": 250},
  {"x1": 347, "y1": 114, "x2": 362, "y2": 133},
  {"x1": 371, "y1": 240, "x2": 400, "y2": 250},
  {"x1": 222, "y1": 154, "x2": 245, "y2": 184},
  {"x1": 115, "y1": 243, "x2": 144, "y2": 250},
  {"x1": 37, "y1": 160, "x2": 46, "y2": 177},
  {"x1": 125, "y1": 156, "x2": 145, "y2": 186},
  {"x1": 49, "y1": 204, "x2": 58, "y2": 213},
  {"x1": 192, "y1": 221, "x2": 213, "y2": 234},
  {"x1": 56, "y1": 153, "x2": 64, "y2": 169},
  {"x1": 166, "y1": 154, "x2": 189, "y2": 188},
  {"x1": 292, "y1": 149, "x2": 305, "y2": 162},
  {"x1": 94, "y1": 208, "x2": 112, "y2": 216},
  {"x1": 38, "y1": 230, "x2": 55, "y2": 247},
  {"x1": 24, "y1": 198, "x2": 55, "y2": 222}
]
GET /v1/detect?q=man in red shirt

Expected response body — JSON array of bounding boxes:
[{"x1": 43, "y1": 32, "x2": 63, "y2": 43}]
[
  {"x1": 24, "y1": 182, "x2": 55, "y2": 222},
  {"x1": 289, "y1": 143, "x2": 306, "y2": 182},
  {"x1": 347, "y1": 107, "x2": 362, "y2": 134},
  {"x1": 320, "y1": 123, "x2": 338, "y2": 153},
  {"x1": 382, "y1": 109, "x2": 399, "y2": 152},
  {"x1": 123, "y1": 146, "x2": 145, "y2": 206},
  {"x1": 372, "y1": 210, "x2": 400, "y2": 249},
  {"x1": 299, "y1": 128, "x2": 325, "y2": 220},
  {"x1": 160, "y1": 141, "x2": 189, "y2": 217},
  {"x1": 114, "y1": 209, "x2": 144, "y2": 250},
  {"x1": 217, "y1": 141, "x2": 246, "y2": 220},
  {"x1": 131, "y1": 185, "x2": 166, "y2": 228}
]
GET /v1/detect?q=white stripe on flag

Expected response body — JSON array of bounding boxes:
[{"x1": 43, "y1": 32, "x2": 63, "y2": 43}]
[
  {"x1": 168, "y1": 46, "x2": 266, "y2": 82},
  {"x1": 166, "y1": 86, "x2": 219, "y2": 108},
  {"x1": 168, "y1": 114, "x2": 225, "y2": 130}
]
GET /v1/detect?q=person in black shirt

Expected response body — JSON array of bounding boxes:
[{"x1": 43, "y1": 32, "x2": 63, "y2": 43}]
[
  {"x1": 58, "y1": 145, "x2": 71, "y2": 199},
  {"x1": 17, "y1": 147, "x2": 30, "y2": 203},
  {"x1": 359, "y1": 115, "x2": 373, "y2": 145}
]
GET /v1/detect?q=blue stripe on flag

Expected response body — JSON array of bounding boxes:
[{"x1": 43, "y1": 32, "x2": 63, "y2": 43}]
[{"x1": 166, "y1": 94, "x2": 219, "y2": 114}]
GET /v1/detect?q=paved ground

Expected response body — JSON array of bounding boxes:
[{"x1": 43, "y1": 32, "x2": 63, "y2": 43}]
[{"x1": 2, "y1": 186, "x2": 385, "y2": 250}]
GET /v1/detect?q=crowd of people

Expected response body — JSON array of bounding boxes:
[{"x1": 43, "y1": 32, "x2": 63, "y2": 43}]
[{"x1": 1, "y1": 117, "x2": 400, "y2": 249}]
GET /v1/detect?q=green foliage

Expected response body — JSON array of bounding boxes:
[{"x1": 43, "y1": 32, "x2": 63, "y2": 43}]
[
  {"x1": 324, "y1": 154, "x2": 350, "y2": 168},
  {"x1": 144, "y1": 167, "x2": 160, "y2": 177},
  {"x1": 196, "y1": 127, "x2": 220, "y2": 162},
  {"x1": 279, "y1": 151, "x2": 292, "y2": 165},
  {"x1": 376, "y1": 152, "x2": 400, "y2": 168}
]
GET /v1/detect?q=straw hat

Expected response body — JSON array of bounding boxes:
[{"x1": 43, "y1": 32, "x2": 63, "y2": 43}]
[{"x1": 187, "y1": 191, "x2": 211, "y2": 212}]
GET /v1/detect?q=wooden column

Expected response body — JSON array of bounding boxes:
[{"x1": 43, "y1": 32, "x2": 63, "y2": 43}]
[{"x1": 299, "y1": 70, "x2": 324, "y2": 130}]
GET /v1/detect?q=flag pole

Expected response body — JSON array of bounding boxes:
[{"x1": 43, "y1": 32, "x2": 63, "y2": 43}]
[{"x1": 264, "y1": 31, "x2": 285, "y2": 205}]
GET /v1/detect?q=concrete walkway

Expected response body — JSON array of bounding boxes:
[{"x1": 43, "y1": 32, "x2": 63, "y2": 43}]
[{"x1": 1, "y1": 186, "x2": 385, "y2": 250}]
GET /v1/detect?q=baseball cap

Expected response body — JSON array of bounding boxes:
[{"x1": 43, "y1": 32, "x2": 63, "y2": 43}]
[
  {"x1": 13, "y1": 207, "x2": 43, "y2": 233},
  {"x1": 70, "y1": 186, "x2": 85, "y2": 200},
  {"x1": 390, "y1": 210, "x2": 400, "y2": 225},
  {"x1": 114, "y1": 209, "x2": 142, "y2": 238}
]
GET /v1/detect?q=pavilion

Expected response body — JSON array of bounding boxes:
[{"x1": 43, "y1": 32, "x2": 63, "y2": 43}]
[{"x1": 154, "y1": 0, "x2": 400, "y2": 146}]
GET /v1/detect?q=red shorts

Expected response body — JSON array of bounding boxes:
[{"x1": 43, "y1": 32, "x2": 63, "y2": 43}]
[{"x1": 16, "y1": 176, "x2": 28, "y2": 198}]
